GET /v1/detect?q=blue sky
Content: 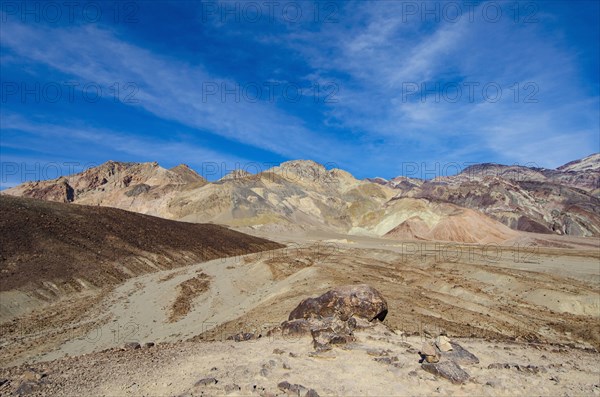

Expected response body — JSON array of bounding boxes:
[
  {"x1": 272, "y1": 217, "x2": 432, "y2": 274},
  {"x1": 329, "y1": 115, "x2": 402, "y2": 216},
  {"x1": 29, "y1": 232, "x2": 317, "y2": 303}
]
[{"x1": 1, "y1": 0, "x2": 598, "y2": 187}]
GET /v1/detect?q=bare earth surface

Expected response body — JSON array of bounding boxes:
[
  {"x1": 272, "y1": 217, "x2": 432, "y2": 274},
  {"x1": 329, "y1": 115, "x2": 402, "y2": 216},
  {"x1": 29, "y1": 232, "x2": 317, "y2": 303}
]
[
  {"x1": 1, "y1": 229, "x2": 598, "y2": 396},
  {"x1": 1, "y1": 327, "x2": 599, "y2": 396}
]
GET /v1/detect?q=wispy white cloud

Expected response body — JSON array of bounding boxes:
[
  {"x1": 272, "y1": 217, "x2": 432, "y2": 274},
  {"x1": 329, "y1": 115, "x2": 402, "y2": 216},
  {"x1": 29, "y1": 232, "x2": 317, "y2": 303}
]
[{"x1": 0, "y1": 19, "x2": 358, "y2": 165}]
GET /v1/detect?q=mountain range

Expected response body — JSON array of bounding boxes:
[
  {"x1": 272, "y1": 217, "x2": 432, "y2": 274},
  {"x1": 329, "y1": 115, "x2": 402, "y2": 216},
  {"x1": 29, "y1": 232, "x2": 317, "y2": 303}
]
[{"x1": 3, "y1": 153, "x2": 599, "y2": 242}]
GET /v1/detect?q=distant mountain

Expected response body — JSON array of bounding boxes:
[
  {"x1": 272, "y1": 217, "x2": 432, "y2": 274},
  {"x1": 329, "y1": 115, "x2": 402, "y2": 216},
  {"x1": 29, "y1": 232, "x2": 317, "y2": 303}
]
[
  {"x1": 4, "y1": 161, "x2": 206, "y2": 216},
  {"x1": 391, "y1": 154, "x2": 600, "y2": 236},
  {"x1": 3, "y1": 154, "x2": 599, "y2": 239},
  {"x1": 558, "y1": 153, "x2": 600, "y2": 172}
]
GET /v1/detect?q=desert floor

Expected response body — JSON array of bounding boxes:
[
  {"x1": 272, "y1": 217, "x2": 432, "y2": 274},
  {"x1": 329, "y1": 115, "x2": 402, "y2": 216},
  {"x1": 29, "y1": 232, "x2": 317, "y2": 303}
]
[{"x1": 1, "y1": 232, "x2": 599, "y2": 395}]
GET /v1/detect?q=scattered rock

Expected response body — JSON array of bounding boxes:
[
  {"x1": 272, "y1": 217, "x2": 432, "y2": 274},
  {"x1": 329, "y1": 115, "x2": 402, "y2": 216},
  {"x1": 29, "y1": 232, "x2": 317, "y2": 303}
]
[
  {"x1": 288, "y1": 284, "x2": 388, "y2": 322},
  {"x1": 487, "y1": 363, "x2": 547, "y2": 374},
  {"x1": 228, "y1": 332, "x2": 256, "y2": 342},
  {"x1": 278, "y1": 381, "x2": 308, "y2": 395},
  {"x1": 273, "y1": 348, "x2": 285, "y2": 355},
  {"x1": 422, "y1": 361, "x2": 470, "y2": 384}
]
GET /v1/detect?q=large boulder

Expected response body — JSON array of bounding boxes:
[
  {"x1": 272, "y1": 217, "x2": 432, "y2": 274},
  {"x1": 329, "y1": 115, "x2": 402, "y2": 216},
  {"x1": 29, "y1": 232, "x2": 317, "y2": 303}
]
[{"x1": 288, "y1": 284, "x2": 388, "y2": 322}]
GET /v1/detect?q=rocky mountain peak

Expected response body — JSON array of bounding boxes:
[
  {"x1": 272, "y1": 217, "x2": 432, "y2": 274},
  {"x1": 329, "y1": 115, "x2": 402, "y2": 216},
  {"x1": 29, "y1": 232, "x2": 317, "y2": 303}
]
[{"x1": 219, "y1": 169, "x2": 252, "y2": 181}]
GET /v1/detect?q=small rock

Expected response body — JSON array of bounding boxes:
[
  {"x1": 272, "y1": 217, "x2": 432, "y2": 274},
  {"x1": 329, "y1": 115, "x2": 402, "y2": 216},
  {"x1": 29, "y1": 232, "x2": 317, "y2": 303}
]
[
  {"x1": 20, "y1": 369, "x2": 45, "y2": 382},
  {"x1": 277, "y1": 381, "x2": 308, "y2": 396},
  {"x1": 273, "y1": 348, "x2": 285, "y2": 355},
  {"x1": 436, "y1": 335, "x2": 453, "y2": 352},
  {"x1": 122, "y1": 342, "x2": 141, "y2": 350},
  {"x1": 422, "y1": 361, "x2": 470, "y2": 384},
  {"x1": 283, "y1": 362, "x2": 292, "y2": 370},
  {"x1": 425, "y1": 354, "x2": 440, "y2": 363},
  {"x1": 143, "y1": 342, "x2": 155, "y2": 348},
  {"x1": 421, "y1": 342, "x2": 440, "y2": 363},
  {"x1": 195, "y1": 377, "x2": 218, "y2": 386},
  {"x1": 485, "y1": 379, "x2": 502, "y2": 388},
  {"x1": 305, "y1": 389, "x2": 320, "y2": 397},
  {"x1": 228, "y1": 332, "x2": 255, "y2": 342},
  {"x1": 224, "y1": 383, "x2": 241, "y2": 394},
  {"x1": 259, "y1": 368, "x2": 270, "y2": 377},
  {"x1": 14, "y1": 381, "x2": 39, "y2": 395},
  {"x1": 422, "y1": 342, "x2": 436, "y2": 356},
  {"x1": 374, "y1": 356, "x2": 399, "y2": 364}
]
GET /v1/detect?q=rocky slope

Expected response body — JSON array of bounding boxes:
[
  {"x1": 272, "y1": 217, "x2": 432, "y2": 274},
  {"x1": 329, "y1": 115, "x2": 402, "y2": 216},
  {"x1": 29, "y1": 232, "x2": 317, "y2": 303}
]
[{"x1": 0, "y1": 195, "x2": 282, "y2": 305}]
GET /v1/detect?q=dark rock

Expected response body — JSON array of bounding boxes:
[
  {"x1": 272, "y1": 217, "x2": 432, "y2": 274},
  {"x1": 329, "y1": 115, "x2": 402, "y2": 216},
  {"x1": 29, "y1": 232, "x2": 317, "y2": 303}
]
[
  {"x1": 440, "y1": 342, "x2": 479, "y2": 365},
  {"x1": 516, "y1": 364, "x2": 547, "y2": 374},
  {"x1": 228, "y1": 332, "x2": 255, "y2": 342},
  {"x1": 14, "y1": 381, "x2": 39, "y2": 395},
  {"x1": 277, "y1": 381, "x2": 308, "y2": 395},
  {"x1": 422, "y1": 361, "x2": 470, "y2": 384},
  {"x1": 310, "y1": 318, "x2": 355, "y2": 351},
  {"x1": 487, "y1": 363, "x2": 547, "y2": 374},
  {"x1": 305, "y1": 389, "x2": 320, "y2": 397},
  {"x1": 195, "y1": 377, "x2": 218, "y2": 386},
  {"x1": 143, "y1": 342, "x2": 155, "y2": 348},
  {"x1": 288, "y1": 284, "x2": 388, "y2": 322},
  {"x1": 273, "y1": 348, "x2": 285, "y2": 354},
  {"x1": 122, "y1": 342, "x2": 141, "y2": 350},
  {"x1": 374, "y1": 356, "x2": 399, "y2": 364},
  {"x1": 280, "y1": 319, "x2": 312, "y2": 337}
]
